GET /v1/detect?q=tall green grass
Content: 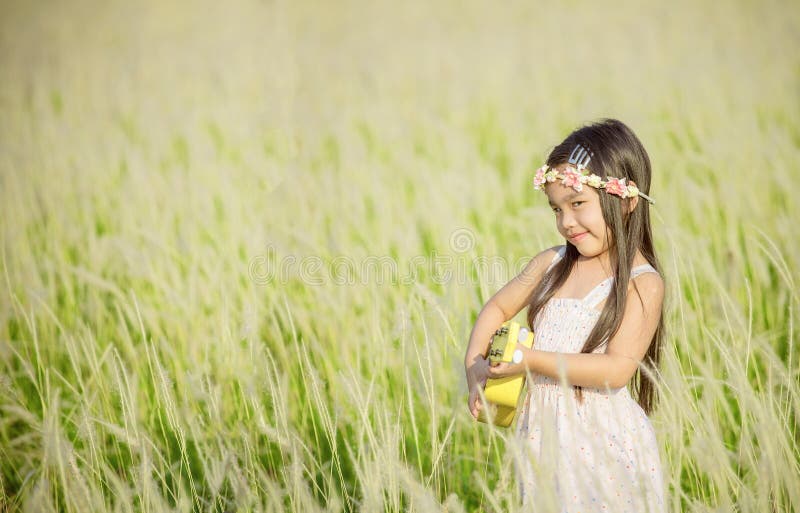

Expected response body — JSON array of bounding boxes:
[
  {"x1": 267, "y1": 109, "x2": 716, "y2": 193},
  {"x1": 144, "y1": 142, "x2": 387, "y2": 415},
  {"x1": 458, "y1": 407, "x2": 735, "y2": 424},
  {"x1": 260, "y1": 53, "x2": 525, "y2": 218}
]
[{"x1": 1, "y1": 0, "x2": 798, "y2": 511}]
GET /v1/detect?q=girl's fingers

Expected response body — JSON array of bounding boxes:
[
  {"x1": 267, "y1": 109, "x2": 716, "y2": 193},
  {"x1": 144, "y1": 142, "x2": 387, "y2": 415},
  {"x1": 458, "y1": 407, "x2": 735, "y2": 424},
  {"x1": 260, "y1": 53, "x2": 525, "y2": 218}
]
[
  {"x1": 488, "y1": 363, "x2": 505, "y2": 377},
  {"x1": 468, "y1": 389, "x2": 479, "y2": 417}
]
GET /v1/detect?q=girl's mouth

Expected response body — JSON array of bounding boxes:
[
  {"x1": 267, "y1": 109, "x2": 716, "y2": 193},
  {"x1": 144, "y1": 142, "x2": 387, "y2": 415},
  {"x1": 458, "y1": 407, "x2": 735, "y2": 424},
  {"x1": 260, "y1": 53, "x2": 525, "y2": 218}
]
[{"x1": 569, "y1": 232, "x2": 588, "y2": 242}]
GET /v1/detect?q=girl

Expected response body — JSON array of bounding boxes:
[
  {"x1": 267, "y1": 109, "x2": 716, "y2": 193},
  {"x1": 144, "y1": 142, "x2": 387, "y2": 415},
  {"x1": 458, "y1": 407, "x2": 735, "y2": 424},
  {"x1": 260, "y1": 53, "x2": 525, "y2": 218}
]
[{"x1": 464, "y1": 119, "x2": 666, "y2": 512}]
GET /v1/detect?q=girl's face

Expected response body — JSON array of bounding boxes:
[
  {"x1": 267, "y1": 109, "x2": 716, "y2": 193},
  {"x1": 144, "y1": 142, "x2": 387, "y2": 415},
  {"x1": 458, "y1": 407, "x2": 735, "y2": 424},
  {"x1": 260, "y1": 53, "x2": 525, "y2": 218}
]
[{"x1": 545, "y1": 164, "x2": 612, "y2": 260}]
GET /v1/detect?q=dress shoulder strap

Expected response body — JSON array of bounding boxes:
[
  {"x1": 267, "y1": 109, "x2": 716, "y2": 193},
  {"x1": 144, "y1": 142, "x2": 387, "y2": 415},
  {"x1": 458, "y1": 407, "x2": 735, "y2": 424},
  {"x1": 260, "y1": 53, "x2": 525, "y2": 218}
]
[
  {"x1": 584, "y1": 264, "x2": 660, "y2": 309},
  {"x1": 546, "y1": 246, "x2": 567, "y2": 273},
  {"x1": 630, "y1": 264, "x2": 658, "y2": 279}
]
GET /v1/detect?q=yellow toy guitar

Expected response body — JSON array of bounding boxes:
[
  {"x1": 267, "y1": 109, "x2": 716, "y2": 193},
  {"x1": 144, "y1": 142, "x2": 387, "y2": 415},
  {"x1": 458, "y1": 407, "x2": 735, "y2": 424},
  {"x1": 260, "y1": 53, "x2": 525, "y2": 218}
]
[{"x1": 476, "y1": 321, "x2": 535, "y2": 427}]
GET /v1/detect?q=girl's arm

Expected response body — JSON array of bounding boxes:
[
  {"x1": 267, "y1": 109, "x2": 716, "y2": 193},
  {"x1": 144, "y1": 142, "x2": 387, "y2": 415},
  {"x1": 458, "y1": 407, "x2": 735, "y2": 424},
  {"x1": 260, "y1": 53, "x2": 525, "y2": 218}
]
[
  {"x1": 465, "y1": 247, "x2": 559, "y2": 418},
  {"x1": 487, "y1": 271, "x2": 664, "y2": 389},
  {"x1": 464, "y1": 246, "x2": 559, "y2": 372}
]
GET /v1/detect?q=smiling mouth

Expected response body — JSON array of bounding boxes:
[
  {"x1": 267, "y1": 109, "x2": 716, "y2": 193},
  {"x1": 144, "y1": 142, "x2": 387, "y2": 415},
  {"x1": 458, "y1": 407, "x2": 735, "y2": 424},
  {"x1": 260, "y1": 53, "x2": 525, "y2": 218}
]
[{"x1": 569, "y1": 232, "x2": 588, "y2": 240}]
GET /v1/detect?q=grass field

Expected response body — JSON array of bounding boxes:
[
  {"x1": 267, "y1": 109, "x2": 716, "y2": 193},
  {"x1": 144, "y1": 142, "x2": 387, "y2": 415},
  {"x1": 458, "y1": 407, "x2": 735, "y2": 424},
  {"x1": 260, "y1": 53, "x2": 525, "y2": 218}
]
[{"x1": 1, "y1": 0, "x2": 799, "y2": 511}]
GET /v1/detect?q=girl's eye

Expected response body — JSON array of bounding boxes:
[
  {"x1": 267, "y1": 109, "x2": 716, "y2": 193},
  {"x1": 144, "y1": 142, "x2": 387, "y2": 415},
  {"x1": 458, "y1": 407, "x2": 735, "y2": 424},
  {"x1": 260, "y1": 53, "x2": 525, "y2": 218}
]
[{"x1": 552, "y1": 202, "x2": 582, "y2": 213}]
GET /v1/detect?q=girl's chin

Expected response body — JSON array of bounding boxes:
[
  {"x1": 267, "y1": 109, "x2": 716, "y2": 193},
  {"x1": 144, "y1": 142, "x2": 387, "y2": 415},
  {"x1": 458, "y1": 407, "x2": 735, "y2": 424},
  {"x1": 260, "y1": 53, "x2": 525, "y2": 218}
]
[{"x1": 568, "y1": 240, "x2": 611, "y2": 259}]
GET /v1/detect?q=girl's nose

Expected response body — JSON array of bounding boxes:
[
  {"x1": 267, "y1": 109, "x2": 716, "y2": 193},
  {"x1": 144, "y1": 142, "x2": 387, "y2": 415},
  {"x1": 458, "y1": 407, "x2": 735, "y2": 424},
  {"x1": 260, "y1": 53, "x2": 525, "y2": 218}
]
[{"x1": 560, "y1": 211, "x2": 577, "y2": 230}]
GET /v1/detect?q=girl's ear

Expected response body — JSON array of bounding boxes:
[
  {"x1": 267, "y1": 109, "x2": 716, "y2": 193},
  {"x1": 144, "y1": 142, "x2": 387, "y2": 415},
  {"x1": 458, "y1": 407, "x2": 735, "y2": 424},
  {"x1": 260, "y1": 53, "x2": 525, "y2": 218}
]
[
  {"x1": 621, "y1": 194, "x2": 638, "y2": 221},
  {"x1": 625, "y1": 181, "x2": 640, "y2": 214}
]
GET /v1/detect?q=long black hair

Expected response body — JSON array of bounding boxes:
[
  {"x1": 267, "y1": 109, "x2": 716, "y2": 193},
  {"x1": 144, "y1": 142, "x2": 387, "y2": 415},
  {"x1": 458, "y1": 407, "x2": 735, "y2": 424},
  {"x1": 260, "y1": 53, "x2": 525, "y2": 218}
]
[{"x1": 526, "y1": 118, "x2": 665, "y2": 414}]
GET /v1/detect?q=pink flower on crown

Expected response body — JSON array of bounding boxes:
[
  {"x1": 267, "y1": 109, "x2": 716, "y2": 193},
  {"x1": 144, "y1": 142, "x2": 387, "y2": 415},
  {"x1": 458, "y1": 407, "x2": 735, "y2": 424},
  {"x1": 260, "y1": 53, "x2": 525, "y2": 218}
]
[
  {"x1": 533, "y1": 165, "x2": 547, "y2": 189},
  {"x1": 604, "y1": 177, "x2": 628, "y2": 197},
  {"x1": 561, "y1": 166, "x2": 584, "y2": 192}
]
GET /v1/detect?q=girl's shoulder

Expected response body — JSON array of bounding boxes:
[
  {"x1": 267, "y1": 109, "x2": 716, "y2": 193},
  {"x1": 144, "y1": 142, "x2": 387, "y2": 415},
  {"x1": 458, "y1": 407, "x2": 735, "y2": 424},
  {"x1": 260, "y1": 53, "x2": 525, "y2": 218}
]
[
  {"x1": 628, "y1": 254, "x2": 665, "y2": 301},
  {"x1": 631, "y1": 250, "x2": 653, "y2": 269},
  {"x1": 544, "y1": 245, "x2": 567, "y2": 269},
  {"x1": 630, "y1": 252, "x2": 663, "y2": 279},
  {"x1": 517, "y1": 246, "x2": 563, "y2": 283},
  {"x1": 525, "y1": 245, "x2": 564, "y2": 264}
]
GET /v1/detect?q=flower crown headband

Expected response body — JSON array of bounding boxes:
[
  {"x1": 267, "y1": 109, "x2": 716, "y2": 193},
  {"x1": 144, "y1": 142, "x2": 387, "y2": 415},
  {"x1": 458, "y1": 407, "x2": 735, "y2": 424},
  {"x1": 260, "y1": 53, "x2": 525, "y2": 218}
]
[{"x1": 533, "y1": 144, "x2": 655, "y2": 204}]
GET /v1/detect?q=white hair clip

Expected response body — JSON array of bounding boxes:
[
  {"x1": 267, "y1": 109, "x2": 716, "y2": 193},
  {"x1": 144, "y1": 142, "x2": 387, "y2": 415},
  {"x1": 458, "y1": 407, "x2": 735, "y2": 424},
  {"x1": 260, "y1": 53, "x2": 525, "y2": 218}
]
[{"x1": 567, "y1": 144, "x2": 593, "y2": 170}]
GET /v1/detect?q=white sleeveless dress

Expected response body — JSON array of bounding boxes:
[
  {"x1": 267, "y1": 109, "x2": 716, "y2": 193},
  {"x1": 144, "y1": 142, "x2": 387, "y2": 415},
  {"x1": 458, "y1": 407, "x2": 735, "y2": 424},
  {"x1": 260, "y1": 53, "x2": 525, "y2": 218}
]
[{"x1": 514, "y1": 246, "x2": 665, "y2": 512}]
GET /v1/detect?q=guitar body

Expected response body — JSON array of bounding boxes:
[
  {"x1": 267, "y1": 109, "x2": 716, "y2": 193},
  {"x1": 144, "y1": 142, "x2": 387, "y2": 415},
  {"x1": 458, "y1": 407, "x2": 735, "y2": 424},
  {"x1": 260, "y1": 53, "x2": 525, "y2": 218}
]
[{"x1": 476, "y1": 321, "x2": 534, "y2": 427}]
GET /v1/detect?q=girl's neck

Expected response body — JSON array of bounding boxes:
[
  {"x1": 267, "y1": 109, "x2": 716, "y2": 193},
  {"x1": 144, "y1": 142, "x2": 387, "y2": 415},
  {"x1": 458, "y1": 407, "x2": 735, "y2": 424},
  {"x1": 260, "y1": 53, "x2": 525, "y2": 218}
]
[
  {"x1": 575, "y1": 251, "x2": 614, "y2": 277},
  {"x1": 575, "y1": 249, "x2": 611, "y2": 265}
]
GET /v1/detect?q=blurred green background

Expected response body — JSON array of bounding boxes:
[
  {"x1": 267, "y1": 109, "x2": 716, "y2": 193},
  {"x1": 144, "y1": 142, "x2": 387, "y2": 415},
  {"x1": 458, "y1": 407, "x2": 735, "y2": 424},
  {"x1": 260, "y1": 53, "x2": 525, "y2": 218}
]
[{"x1": 1, "y1": 0, "x2": 798, "y2": 511}]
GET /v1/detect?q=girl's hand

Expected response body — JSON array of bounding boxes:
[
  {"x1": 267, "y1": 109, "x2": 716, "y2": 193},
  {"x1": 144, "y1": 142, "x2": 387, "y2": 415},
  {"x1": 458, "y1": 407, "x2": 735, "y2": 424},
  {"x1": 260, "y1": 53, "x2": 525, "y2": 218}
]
[
  {"x1": 486, "y1": 343, "x2": 529, "y2": 379},
  {"x1": 486, "y1": 361, "x2": 524, "y2": 378},
  {"x1": 466, "y1": 357, "x2": 490, "y2": 419}
]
